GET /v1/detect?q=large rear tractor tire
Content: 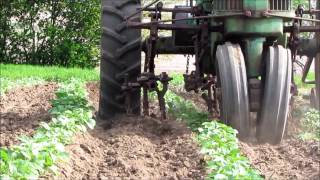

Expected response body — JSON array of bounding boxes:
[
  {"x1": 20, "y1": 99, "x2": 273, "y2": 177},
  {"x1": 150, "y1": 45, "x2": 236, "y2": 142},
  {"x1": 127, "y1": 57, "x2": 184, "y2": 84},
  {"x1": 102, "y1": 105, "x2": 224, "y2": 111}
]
[
  {"x1": 99, "y1": 0, "x2": 141, "y2": 120},
  {"x1": 216, "y1": 42, "x2": 251, "y2": 139},
  {"x1": 257, "y1": 45, "x2": 292, "y2": 144}
]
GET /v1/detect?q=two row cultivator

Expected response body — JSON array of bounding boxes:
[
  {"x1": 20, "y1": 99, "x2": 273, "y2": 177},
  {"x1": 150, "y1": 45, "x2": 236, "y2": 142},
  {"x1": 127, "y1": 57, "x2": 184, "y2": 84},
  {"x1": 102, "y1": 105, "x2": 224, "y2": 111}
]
[{"x1": 99, "y1": 0, "x2": 320, "y2": 144}]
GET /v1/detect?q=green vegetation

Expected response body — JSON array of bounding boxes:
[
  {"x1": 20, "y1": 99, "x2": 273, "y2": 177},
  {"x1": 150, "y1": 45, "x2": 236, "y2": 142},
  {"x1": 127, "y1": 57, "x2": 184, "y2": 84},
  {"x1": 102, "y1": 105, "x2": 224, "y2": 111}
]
[
  {"x1": 0, "y1": 64, "x2": 99, "y2": 82},
  {"x1": 1, "y1": 1, "x2": 100, "y2": 68},
  {"x1": 163, "y1": 90, "x2": 262, "y2": 179},
  {"x1": 299, "y1": 109, "x2": 320, "y2": 141},
  {"x1": 164, "y1": 74, "x2": 262, "y2": 179},
  {"x1": 0, "y1": 80, "x2": 96, "y2": 179},
  {"x1": 0, "y1": 64, "x2": 99, "y2": 94},
  {"x1": 170, "y1": 73, "x2": 184, "y2": 87},
  {"x1": 166, "y1": 91, "x2": 210, "y2": 130},
  {"x1": 294, "y1": 72, "x2": 315, "y2": 91},
  {"x1": 197, "y1": 122, "x2": 262, "y2": 179},
  {"x1": 0, "y1": 77, "x2": 45, "y2": 95}
]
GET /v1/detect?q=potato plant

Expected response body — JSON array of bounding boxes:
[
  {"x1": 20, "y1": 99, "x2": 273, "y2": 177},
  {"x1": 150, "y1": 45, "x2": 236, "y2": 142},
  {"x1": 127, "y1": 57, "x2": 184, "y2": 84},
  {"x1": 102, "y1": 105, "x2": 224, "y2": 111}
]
[
  {"x1": 299, "y1": 109, "x2": 320, "y2": 141},
  {"x1": 156, "y1": 90, "x2": 262, "y2": 179},
  {"x1": 0, "y1": 79, "x2": 95, "y2": 179},
  {"x1": 0, "y1": 78, "x2": 45, "y2": 95}
]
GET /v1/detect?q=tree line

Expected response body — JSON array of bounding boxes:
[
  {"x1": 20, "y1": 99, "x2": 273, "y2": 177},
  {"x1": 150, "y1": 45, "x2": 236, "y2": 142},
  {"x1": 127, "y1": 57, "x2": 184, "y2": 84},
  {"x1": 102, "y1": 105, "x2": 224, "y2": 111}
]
[{"x1": 0, "y1": 0, "x2": 100, "y2": 68}]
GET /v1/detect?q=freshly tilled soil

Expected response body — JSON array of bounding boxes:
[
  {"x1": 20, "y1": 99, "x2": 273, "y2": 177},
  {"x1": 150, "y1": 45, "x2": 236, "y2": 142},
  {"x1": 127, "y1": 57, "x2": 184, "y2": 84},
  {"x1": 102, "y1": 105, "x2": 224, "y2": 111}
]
[
  {"x1": 2, "y1": 82, "x2": 319, "y2": 180},
  {"x1": 173, "y1": 88, "x2": 320, "y2": 180},
  {"x1": 240, "y1": 139, "x2": 320, "y2": 180},
  {"x1": 0, "y1": 83, "x2": 57, "y2": 147},
  {"x1": 54, "y1": 83, "x2": 205, "y2": 180}
]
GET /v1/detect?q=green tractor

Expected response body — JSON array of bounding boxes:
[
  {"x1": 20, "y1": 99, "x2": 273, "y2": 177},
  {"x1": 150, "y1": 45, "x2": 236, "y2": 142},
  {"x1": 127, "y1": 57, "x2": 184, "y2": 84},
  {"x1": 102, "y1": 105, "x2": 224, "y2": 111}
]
[{"x1": 99, "y1": 0, "x2": 319, "y2": 144}]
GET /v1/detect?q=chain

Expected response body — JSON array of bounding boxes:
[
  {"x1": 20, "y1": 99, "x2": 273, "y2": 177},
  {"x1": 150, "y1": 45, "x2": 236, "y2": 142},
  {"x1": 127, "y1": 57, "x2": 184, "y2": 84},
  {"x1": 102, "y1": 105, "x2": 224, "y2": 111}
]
[{"x1": 186, "y1": 54, "x2": 190, "y2": 74}]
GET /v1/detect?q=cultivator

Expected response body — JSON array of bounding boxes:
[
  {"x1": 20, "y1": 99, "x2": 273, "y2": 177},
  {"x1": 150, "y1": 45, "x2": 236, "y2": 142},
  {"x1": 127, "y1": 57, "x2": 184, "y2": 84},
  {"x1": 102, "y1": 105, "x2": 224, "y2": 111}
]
[{"x1": 99, "y1": 0, "x2": 319, "y2": 144}]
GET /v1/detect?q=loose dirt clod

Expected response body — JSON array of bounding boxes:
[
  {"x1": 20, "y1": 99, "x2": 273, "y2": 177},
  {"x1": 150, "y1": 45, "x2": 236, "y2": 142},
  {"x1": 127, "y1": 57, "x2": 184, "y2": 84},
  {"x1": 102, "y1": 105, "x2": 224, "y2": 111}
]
[
  {"x1": 240, "y1": 139, "x2": 320, "y2": 180},
  {"x1": 3, "y1": 82, "x2": 319, "y2": 179},
  {"x1": 54, "y1": 83, "x2": 205, "y2": 180},
  {"x1": 174, "y1": 87, "x2": 320, "y2": 180},
  {"x1": 0, "y1": 83, "x2": 57, "y2": 147}
]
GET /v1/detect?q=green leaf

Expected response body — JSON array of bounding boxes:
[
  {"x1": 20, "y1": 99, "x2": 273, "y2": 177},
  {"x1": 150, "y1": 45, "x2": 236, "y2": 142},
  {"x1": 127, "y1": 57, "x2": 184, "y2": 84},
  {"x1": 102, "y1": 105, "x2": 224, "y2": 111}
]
[
  {"x1": 86, "y1": 118, "x2": 96, "y2": 129},
  {"x1": 0, "y1": 148, "x2": 9, "y2": 162},
  {"x1": 1, "y1": 80, "x2": 95, "y2": 179}
]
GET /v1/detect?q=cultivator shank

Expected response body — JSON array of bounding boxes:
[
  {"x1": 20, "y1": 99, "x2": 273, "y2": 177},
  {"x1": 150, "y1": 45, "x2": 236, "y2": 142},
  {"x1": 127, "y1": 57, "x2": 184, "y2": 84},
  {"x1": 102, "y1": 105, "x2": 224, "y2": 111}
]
[{"x1": 99, "y1": 0, "x2": 320, "y2": 143}]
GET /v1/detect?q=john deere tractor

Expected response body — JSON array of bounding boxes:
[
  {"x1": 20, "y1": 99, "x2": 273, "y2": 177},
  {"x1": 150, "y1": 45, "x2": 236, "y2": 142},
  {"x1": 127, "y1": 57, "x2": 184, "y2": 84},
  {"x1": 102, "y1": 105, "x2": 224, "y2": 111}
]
[{"x1": 99, "y1": 0, "x2": 319, "y2": 144}]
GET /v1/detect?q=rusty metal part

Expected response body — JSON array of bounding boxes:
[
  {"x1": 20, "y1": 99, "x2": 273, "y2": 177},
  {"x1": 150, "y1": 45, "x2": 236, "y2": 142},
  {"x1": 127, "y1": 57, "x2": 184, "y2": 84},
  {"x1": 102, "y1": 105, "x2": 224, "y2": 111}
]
[
  {"x1": 184, "y1": 71, "x2": 202, "y2": 92},
  {"x1": 140, "y1": 7, "x2": 193, "y2": 13},
  {"x1": 288, "y1": 22, "x2": 300, "y2": 65},
  {"x1": 129, "y1": 7, "x2": 173, "y2": 120},
  {"x1": 284, "y1": 25, "x2": 320, "y2": 32},
  {"x1": 301, "y1": 57, "x2": 316, "y2": 84},
  {"x1": 128, "y1": 12, "x2": 245, "y2": 26},
  {"x1": 200, "y1": 75, "x2": 215, "y2": 116},
  {"x1": 126, "y1": 0, "x2": 160, "y2": 20},
  {"x1": 145, "y1": 37, "x2": 194, "y2": 54},
  {"x1": 309, "y1": 55, "x2": 319, "y2": 111},
  {"x1": 304, "y1": 9, "x2": 320, "y2": 14},
  {"x1": 128, "y1": 21, "x2": 224, "y2": 32},
  {"x1": 181, "y1": 14, "x2": 217, "y2": 115},
  {"x1": 295, "y1": 4, "x2": 304, "y2": 26},
  {"x1": 143, "y1": 85, "x2": 149, "y2": 116},
  {"x1": 184, "y1": 72, "x2": 219, "y2": 117},
  {"x1": 156, "y1": 72, "x2": 172, "y2": 120},
  {"x1": 312, "y1": 54, "x2": 320, "y2": 110},
  {"x1": 123, "y1": 71, "x2": 173, "y2": 119},
  {"x1": 263, "y1": 12, "x2": 320, "y2": 23},
  {"x1": 185, "y1": 54, "x2": 190, "y2": 75}
]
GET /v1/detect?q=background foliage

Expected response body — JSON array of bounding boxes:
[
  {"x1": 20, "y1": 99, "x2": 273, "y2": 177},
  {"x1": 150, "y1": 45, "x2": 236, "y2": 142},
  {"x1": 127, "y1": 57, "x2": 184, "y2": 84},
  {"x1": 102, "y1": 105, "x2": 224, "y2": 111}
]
[
  {"x1": 0, "y1": 0, "x2": 100, "y2": 68},
  {"x1": 0, "y1": 0, "x2": 314, "y2": 68}
]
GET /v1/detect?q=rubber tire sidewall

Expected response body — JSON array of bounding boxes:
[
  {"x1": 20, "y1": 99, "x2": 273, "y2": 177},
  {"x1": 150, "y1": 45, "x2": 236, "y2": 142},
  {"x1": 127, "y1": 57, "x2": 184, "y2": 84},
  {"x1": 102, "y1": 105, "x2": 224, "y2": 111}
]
[{"x1": 99, "y1": 0, "x2": 142, "y2": 120}]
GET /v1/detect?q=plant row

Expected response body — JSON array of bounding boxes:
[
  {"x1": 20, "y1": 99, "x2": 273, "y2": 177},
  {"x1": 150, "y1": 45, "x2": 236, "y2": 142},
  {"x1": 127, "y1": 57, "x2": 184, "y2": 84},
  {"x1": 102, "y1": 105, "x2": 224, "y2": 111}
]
[
  {"x1": 0, "y1": 77, "x2": 45, "y2": 96},
  {"x1": 1, "y1": 64, "x2": 99, "y2": 82},
  {"x1": 0, "y1": 79, "x2": 96, "y2": 179},
  {"x1": 164, "y1": 90, "x2": 262, "y2": 179},
  {"x1": 299, "y1": 108, "x2": 320, "y2": 141}
]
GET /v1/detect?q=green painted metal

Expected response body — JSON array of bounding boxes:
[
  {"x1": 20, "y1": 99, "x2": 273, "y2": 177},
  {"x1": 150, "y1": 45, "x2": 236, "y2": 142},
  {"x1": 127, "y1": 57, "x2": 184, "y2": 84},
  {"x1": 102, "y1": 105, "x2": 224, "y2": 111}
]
[
  {"x1": 243, "y1": 0, "x2": 268, "y2": 10},
  {"x1": 243, "y1": 38, "x2": 265, "y2": 77},
  {"x1": 195, "y1": 0, "x2": 212, "y2": 12},
  {"x1": 190, "y1": 0, "x2": 291, "y2": 77},
  {"x1": 224, "y1": 18, "x2": 283, "y2": 37},
  {"x1": 277, "y1": 34, "x2": 288, "y2": 48}
]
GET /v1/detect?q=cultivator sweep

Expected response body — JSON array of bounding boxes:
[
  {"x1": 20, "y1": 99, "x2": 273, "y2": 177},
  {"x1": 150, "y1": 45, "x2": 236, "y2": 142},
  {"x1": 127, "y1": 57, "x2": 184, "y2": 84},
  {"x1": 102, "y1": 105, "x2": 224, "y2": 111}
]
[{"x1": 99, "y1": 0, "x2": 319, "y2": 144}]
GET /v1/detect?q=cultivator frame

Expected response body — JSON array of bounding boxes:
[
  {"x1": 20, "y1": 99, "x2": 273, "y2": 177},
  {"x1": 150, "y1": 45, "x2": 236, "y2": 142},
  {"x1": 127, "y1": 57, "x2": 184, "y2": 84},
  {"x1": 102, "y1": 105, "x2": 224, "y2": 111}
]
[{"x1": 99, "y1": 0, "x2": 319, "y2": 144}]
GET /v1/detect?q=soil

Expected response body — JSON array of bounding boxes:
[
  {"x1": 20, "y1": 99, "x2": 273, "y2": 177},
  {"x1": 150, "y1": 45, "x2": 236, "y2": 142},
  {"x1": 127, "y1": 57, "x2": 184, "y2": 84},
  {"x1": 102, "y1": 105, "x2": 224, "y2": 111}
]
[
  {"x1": 2, "y1": 80, "x2": 319, "y2": 179},
  {"x1": 54, "y1": 82, "x2": 205, "y2": 180},
  {"x1": 0, "y1": 83, "x2": 57, "y2": 147},
  {"x1": 174, "y1": 88, "x2": 320, "y2": 180},
  {"x1": 240, "y1": 139, "x2": 320, "y2": 180}
]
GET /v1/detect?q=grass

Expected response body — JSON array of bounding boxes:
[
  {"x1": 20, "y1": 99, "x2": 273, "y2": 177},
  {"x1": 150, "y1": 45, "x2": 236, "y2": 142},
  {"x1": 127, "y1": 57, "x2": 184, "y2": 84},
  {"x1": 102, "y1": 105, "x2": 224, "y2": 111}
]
[
  {"x1": 0, "y1": 64, "x2": 99, "y2": 82},
  {"x1": 294, "y1": 72, "x2": 315, "y2": 93}
]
